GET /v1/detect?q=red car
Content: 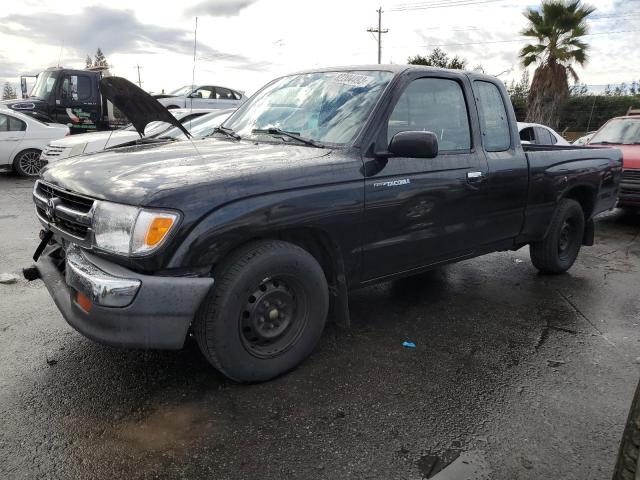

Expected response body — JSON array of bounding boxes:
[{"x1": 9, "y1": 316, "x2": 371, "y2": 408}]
[{"x1": 588, "y1": 114, "x2": 640, "y2": 209}]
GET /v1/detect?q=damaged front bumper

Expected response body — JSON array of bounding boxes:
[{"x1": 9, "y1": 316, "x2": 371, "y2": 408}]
[{"x1": 32, "y1": 244, "x2": 213, "y2": 349}]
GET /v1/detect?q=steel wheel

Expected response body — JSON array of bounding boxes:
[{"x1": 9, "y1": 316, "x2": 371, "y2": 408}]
[{"x1": 239, "y1": 276, "x2": 308, "y2": 358}]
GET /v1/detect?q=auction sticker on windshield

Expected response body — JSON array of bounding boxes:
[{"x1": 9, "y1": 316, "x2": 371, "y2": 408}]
[{"x1": 332, "y1": 73, "x2": 372, "y2": 87}]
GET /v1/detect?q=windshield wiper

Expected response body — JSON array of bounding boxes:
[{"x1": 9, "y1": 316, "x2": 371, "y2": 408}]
[
  {"x1": 590, "y1": 141, "x2": 617, "y2": 145},
  {"x1": 251, "y1": 128, "x2": 324, "y2": 148},
  {"x1": 212, "y1": 126, "x2": 241, "y2": 141}
]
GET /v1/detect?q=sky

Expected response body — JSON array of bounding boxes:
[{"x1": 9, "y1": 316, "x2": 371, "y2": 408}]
[{"x1": 0, "y1": 0, "x2": 637, "y2": 97}]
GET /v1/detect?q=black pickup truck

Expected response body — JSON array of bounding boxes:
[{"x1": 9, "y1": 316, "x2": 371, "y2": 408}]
[{"x1": 27, "y1": 66, "x2": 622, "y2": 382}]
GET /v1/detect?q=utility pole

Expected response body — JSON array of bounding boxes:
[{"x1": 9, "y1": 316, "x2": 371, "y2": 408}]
[
  {"x1": 134, "y1": 65, "x2": 143, "y2": 88},
  {"x1": 367, "y1": 7, "x2": 388, "y2": 64}
]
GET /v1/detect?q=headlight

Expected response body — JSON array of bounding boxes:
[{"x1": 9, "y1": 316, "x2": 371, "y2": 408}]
[
  {"x1": 69, "y1": 142, "x2": 87, "y2": 158},
  {"x1": 93, "y1": 201, "x2": 179, "y2": 256}
]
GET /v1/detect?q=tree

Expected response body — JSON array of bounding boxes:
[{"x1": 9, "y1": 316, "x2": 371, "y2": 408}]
[
  {"x1": 93, "y1": 48, "x2": 108, "y2": 68},
  {"x1": 2, "y1": 82, "x2": 17, "y2": 100},
  {"x1": 407, "y1": 47, "x2": 468, "y2": 70},
  {"x1": 85, "y1": 55, "x2": 93, "y2": 69},
  {"x1": 519, "y1": 0, "x2": 595, "y2": 129}
]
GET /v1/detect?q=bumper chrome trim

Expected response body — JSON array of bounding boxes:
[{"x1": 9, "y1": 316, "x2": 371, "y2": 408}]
[{"x1": 65, "y1": 245, "x2": 140, "y2": 307}]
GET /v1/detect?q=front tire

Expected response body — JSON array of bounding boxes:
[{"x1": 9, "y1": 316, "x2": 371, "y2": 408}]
[
  {"x1": 530, "y1": 198, "x2": 585, "y2": 274},
  {"x1": 13, "y1": 149, "x2": 44, "y2": 177},
  {"x1": 194, "y1": 240, "x2": 329, "y2": 382}
]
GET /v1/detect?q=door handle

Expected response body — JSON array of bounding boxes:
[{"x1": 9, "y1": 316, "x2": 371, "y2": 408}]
[
  {"x1": 6, "y1": 137, "x2": 21, "y2": 141},
  {"x1": 466, "y1": 171, "x2": 486, "y2": 190},
  {"x1": 467, "y1": 171, "x2": 484, "y2": 180}
]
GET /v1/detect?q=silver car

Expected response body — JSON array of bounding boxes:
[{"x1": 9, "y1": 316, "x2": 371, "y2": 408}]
[{"x1": 156, "y1": 85, "x2": 244, "y2": 110}]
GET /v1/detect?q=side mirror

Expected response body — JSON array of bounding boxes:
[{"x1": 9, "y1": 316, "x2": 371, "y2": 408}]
[{"x1": 388, "y1": 131, "x2": 438, "y2": 159}]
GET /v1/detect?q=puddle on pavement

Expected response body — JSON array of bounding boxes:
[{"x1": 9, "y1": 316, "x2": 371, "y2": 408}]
[{"x1": 112, "y1": 402, "x2": 226, "y2": 455}]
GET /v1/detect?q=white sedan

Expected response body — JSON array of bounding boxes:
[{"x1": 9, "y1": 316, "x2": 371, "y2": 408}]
[
  {"x1": 0, "y1": 109, "x2": 69, "y2": 177},
  {"x1": 40, "y1": 109, "x2": 214, "y2": 165},
  {"x1": 157, "y1": 85, "x2": 243, "y2": 110},
  {"x1": 518, "y1": 122, "x2": 570, "y2": 146}
]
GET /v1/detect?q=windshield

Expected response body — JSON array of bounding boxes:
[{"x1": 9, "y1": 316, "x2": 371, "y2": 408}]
[
  {"x1": 160, "y1": 110, "x2": 233, "y2": 140},
  {"x1": 30, "y1": 71, "x2": 58, "y2": 100},
  {"x1": 590, "y1": 118, "x2": 640, "y2": 145},
  {"x1": 223, "y1": 70, "x2": 393, "y2": 145},
  {"x1": 169, "y1": 85, "x2": 195, "y2": 96}
]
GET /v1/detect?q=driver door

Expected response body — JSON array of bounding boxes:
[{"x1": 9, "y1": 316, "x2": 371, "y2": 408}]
[{"x1": 361, "y1": 74, "x2": 490, "y2": 281}]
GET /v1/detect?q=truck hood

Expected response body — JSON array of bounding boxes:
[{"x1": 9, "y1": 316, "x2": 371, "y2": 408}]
[
  {"x1": 99, "y1": 77, "x2": 189, "y2": 138},
  {"x1": 40, "y1": 139, "x2": 332, "y2": 206}
]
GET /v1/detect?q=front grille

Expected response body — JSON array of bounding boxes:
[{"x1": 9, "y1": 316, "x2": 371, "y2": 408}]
[
  {"x1": 42, "y1": 146, "x2": 66, "y2": 158},
  {"x1": 34, "y1": 181, "x2": 95, "y2": 240},
  {"x1": 37, "y1": 182, "x2": 94, "y2": 213},
  {"x1": 622, "y1": 169, "x2": 640, "y2": 183}
]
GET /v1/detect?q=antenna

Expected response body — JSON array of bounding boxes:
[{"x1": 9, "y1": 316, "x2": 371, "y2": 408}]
[
  {"x1": 190, "y1": 17, "x2": 198, "y2": 117},
  {"x1": 57, "y1": 42, "x2": 64, "y2": 68},
  {"x1": 185, "y1": 16, "x2": 203, "y2": 158}
]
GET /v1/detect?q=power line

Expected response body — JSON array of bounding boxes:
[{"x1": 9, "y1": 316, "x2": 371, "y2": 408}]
[
  {"x1": 367, "y1": 7, "x2": 389, "y2": 64},
  {"x1": 391, "y1": 0, "x2": 506, "y2": 12},
  {"x1": 409, "y1": 29, "x2": 640, "y2": 48}
]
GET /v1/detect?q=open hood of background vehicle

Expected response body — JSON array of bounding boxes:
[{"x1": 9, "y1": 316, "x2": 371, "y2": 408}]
[{"x1": 99, "y1": 77, "x2": 190, "y2": 138}]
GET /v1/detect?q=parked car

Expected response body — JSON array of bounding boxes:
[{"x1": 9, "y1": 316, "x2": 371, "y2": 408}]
[
  {"x1": 27, "y1": 68, "x2": 622, "y2": 383},
  {"x1": 0, "y1": 109, "x2": 69, "y2": 176},
  {"x1": 40, "y1": 108, "x2": 214, "y2": 165},
  {"x1": 156, "y1": 85, "x2": 243, "y2": 110},
  {"x1": 573, "y1": 131, "x2": 595, "y2": 146},
  {"x1": 588, "y1": 115, "x2": 640, "y2": 210},
  {"x1": 518, "y1": 122, "x2": 570, "y2": 145}
]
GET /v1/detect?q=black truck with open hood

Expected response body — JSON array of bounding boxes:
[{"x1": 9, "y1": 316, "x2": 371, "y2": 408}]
[{"x1": 25, "y1": 65, "x2": 623, "y2": 383}]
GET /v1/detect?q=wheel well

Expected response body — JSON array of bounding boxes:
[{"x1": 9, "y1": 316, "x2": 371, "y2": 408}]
[
  {"x1": 221, "y1": 228, "x2": 350, "y2": 327},
  {"x1": 564, "y1": 185, "x2": 596, "y2": 219}
]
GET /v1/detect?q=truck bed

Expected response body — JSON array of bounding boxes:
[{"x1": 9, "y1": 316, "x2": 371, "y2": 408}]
[{"x1": 516, "y1": 143, "x2": 623, "y2": 243}]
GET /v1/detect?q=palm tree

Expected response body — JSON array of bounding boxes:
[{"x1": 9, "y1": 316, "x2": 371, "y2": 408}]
[{"x1": 520, "y1": 0, "x2": 595, "y2": 129}]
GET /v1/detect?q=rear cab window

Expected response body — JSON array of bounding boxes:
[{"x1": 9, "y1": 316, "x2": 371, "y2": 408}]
[{"x1": 475, "y1": 81, "x2": 511, "y2": 151}]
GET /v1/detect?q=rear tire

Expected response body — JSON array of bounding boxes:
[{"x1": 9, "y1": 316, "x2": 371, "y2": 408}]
[
  {"x1": 194, "y1": 240, "x2": 329, "y2": 382},
  {"x1": 612, "y1": 380, "x2": 640, "y2": 480},
  {"x1": 13, "y1": 149, "x2": 44, "y2": 177},
  {"x1": 530, "y1": 198, "x2": 585, "y2": 274}
]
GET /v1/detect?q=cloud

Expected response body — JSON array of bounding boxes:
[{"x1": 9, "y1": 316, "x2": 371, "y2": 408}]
[
  {"x1": 185, "y1": 0, "x2": 257, "y2": 17},
  {"x1": 0, "y1": 6, "x2": 259, "y2": 66}
]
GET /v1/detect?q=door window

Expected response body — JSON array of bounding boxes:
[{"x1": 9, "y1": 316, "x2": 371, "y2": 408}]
[
  {"x1": 8, "y1": 116, "x2": 26, "y2": 131},
  {"x1": 192, "y1": 87, "x2": 214, "y2": 99},
  {"x1": 535, "y1": 127, "x2": 554, "y2": 145},
  {"x1": 387, "y1": 78, "x2": 470, "y2": 151},
  {"x1": 61, "y1": 75, "x2": 92, "y2": 102},
  {"x1": 215, "y1": 87, "x2": 235, "y2": 100},
  {"x1": 519, "y1": 127, "x2": 535, "y2": 143},
  {"x1": 475, "y1": 81, "x2": 511, "y2": 152},
  {"x1": 0, "y1": 114, "x2": 8, "y2": 132}
]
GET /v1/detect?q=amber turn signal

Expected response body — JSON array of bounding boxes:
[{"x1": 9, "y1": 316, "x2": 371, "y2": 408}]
[
  {"x1": 75, "y1": 291, "x2": 92, "y2": 313},
  {"x1": 144, "y1": 217, "x2": 175, "y2": 246}
]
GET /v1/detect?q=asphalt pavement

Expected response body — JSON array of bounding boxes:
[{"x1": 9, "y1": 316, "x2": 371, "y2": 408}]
[{"x1": 1, "y1": 174, "x2": 639, "y2": 480}]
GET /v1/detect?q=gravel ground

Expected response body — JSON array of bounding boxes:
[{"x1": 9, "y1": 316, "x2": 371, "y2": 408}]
[{"x1": 1, "y1": 174, "x2": 639, "y2": 480}]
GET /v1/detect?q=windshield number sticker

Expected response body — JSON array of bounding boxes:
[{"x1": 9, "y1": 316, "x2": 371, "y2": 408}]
[{"x1": 332, "y1": 73, "x2": 372, "y2": 87}]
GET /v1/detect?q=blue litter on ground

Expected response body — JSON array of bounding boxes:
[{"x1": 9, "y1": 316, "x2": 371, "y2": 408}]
[{"x1": 402, "y1": 341, "x2": 416, "y2": 348}]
